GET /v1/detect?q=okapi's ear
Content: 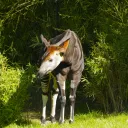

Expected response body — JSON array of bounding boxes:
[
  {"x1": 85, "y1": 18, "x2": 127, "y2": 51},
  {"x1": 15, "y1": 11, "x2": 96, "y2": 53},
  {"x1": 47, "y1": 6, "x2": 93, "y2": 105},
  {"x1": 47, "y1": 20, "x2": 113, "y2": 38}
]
[
  {"x1": 59, "y1": 39, "x2": 69, "y2": 53},
  {"x1": 40, "y1": 34, "x2": 50, "y2": 47}
]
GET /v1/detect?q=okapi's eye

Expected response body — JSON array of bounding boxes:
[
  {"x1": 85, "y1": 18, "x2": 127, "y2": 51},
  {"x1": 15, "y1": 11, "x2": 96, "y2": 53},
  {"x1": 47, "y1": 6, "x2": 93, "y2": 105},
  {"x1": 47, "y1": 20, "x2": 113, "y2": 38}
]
[
  {"x1": 49, "y1": 59, "x2": 53, "y2": 62},
  {"x1": 60, "y1": 52, "x2": 64, "y2": 56}
]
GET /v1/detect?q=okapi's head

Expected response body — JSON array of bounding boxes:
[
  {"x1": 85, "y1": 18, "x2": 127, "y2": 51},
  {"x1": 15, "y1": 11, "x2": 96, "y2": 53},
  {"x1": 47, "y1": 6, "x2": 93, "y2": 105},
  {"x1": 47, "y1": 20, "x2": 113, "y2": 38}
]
[{"x1": 38, "y1": 34, "x2": 70, "y2": 78}]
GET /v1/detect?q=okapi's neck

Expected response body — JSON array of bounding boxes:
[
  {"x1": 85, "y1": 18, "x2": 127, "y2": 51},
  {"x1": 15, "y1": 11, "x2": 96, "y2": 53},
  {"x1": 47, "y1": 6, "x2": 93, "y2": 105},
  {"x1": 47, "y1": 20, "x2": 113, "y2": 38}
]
[{"x1": 63, "y1": 35, "x2": 76, "y2": 64}]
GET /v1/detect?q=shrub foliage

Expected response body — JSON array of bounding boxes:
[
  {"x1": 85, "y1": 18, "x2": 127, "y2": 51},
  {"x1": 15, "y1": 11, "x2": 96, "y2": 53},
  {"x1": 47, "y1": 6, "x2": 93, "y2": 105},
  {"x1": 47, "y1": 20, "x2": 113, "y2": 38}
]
[
  {"x1": 0, "y1": 54, "x2": 36, "y2": 127},
  {"x1": 83, "y1": 0, "x2": 128, "y2": 112}
]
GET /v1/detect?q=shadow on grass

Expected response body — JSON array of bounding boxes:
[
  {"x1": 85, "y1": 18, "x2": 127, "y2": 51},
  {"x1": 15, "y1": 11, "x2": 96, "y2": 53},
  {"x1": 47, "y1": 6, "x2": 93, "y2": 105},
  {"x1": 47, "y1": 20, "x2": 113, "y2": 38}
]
[{"x1": 15, "y1": 118, "x2": 32, "y2": 126}]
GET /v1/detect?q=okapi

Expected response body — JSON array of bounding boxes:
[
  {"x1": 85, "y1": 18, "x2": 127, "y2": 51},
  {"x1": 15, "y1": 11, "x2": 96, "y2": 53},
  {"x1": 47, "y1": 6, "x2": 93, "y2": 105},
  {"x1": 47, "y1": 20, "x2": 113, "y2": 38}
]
[{"x1": 37, "y1": 29, "x2": 84, "y2": 124}]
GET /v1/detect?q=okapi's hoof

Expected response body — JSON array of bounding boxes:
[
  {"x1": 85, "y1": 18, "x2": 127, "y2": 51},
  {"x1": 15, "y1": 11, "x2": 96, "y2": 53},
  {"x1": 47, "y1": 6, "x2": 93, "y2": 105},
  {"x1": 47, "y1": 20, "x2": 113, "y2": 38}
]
[
  {"x1": 59, "y1": 120, "x2": 65, "y2": 124},
  {"x1": 69, "y1": 120, "x2": 74, "y2": 124},
  {"x1": 41, "y1": 116, "x2": 46, "y2": 124},
  {"x1": 50, "y1": 116, "x2": 56, "y2": 123}
]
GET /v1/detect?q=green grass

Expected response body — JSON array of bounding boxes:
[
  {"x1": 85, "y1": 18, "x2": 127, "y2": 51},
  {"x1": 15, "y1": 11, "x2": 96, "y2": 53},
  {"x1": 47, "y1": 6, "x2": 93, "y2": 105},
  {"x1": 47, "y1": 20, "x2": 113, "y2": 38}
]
[{"x1": 5, "y1": 112, "x2": 128, "y2": 128}]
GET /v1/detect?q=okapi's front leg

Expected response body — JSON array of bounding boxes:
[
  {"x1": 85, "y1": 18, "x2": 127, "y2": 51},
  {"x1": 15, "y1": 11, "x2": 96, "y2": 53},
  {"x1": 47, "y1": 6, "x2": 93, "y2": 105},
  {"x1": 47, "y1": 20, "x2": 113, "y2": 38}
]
[
  {"x1": 69, "y1": 74, "x2": 81, "y2": 123},
  {"x1": 59, "y1": 81, "x2": 66, "y2": 124},
  {"x1": 41, "y1": 83, "x2": 49, "y2": 124},
  {"x1": 50, "y1": 86, "x2": 59, "y2": 123},
  {"x1": 57, "y1": 74, "x2": 66, "y2": 124}
]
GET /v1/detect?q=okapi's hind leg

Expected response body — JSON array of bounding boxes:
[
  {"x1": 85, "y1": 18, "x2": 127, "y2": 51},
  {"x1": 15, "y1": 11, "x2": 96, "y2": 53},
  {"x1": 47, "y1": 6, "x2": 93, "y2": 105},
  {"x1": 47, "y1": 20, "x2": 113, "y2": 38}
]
[
  {"x1": 69, "y1": 73, "x2": 82, "y2": 123},
  {"x1": 41, "y1": 83, "x2": 49, "y2": 124}
]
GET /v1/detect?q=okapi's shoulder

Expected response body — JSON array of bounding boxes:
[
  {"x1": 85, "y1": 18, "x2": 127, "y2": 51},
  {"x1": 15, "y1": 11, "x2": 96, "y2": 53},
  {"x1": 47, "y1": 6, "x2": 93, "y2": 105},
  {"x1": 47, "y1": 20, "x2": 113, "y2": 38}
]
[{"x1": 53, "y1": 61, "x2": 71, "y2": 75}]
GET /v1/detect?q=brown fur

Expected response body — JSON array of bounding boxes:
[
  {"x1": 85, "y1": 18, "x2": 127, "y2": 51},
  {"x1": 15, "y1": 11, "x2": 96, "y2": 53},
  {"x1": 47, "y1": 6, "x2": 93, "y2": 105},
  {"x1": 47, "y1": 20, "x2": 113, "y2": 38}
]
[{"x1": 44, "y1": 40, "x2": 69, "y2": 61}]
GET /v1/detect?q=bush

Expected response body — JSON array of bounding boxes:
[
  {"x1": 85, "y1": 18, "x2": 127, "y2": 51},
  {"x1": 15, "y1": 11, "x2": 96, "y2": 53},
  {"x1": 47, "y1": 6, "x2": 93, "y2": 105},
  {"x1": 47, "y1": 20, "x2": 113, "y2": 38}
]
[
  {"x1": 0, "y1": 54, "x2": 36, "y2": 127},
  {"x1": 81, "y1": 0, "x2": 128, "y2": 113},
  {"x1": 84, "y1": 31, "x2": 128, "y2": 113}
]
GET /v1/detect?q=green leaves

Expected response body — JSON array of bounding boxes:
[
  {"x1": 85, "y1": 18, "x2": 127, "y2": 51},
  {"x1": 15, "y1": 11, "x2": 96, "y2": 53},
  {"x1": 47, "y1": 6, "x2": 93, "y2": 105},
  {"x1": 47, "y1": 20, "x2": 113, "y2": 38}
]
[{"x1": 0, "y1": 55, "x2": 36, "y2": 126}]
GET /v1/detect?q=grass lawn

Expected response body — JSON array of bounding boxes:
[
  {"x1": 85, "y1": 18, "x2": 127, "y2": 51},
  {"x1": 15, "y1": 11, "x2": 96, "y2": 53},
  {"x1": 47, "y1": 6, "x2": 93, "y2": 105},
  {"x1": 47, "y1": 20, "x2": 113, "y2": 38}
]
[{"x1": 4, "y1": 111, "x2": 128, "y2": 128}]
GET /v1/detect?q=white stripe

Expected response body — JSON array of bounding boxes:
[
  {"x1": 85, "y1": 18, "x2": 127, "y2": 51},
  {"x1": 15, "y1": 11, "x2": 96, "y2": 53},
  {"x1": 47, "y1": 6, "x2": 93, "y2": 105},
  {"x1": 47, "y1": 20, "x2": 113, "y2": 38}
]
[
  {"x1": 42, "y1": 106, "x2": 46, "y2": 119},
  {"x1": 62, "y1": 107, "x2": 65, "y2": 121},
  {"x1": 42, "y1": 95, "x2": 48, "y2": 119},
  {"x1": 69, "y1": 95, "x2": 74, "y2": 99},
  {"x1": 57, "y1": 81, "x2": 65, "y2": 90},
  {"x1": 70, "y1": 80, "x2": 75, "y2": 88},
  {"x1": 70, "y1": 105, "x2": 73, "y2": 121},
  {"x1": 51, "y1": 93, "x2": 58, "y2": 117}
]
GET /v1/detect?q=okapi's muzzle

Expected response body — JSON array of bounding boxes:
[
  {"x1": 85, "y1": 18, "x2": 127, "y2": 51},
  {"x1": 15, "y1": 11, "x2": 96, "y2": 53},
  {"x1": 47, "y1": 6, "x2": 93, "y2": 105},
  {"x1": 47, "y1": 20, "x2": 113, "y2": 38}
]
[{"x1": 37, "y1": 71, "x2": 45, "y2": 80}]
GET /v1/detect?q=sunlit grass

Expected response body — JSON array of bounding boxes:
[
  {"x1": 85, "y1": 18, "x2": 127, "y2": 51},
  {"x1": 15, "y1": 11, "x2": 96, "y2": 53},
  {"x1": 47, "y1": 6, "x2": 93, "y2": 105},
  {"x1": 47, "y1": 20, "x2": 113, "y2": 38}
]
[{"x1": 5, "y1": 112, "x2": 128, "y2": 128}]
